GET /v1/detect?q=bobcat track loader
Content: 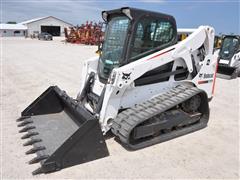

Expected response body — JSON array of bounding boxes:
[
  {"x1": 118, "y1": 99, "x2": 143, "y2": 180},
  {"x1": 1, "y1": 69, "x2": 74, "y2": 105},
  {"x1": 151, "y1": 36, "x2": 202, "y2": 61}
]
[
  {"x1": 216, "y1": 35, "x2": 240, "y2": 79},
  {"x1": 17, "y1": 7, "x2": 217, "y2": 175}
]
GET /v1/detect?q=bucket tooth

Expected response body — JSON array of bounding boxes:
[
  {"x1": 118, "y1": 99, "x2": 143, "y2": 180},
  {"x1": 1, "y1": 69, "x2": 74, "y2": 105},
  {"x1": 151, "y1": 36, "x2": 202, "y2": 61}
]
[
  {"x1": 23, "y1": 139, "x2": 42, "y2": 146},
  {"x1": 16, "y1": 116, "x2": 30, "y2": 122},
  {"x1": 29, "y1": 155, "x2": 49, "y2": 164},
  {"x1": 19, "y1": 126, "x2": 35, "y2": 133},
  {"x1": 26, "y1": 146, "x2": 46, "y2": 155},
  {"x1": 18, "y1": 120, "x2": 33, "y2": 127},
  {"x1": 21, "y1": 132, "x2": 39, "y2": 139},
  {"x1": 32, "y1": 167, "x2": 43, "y2": 175}
]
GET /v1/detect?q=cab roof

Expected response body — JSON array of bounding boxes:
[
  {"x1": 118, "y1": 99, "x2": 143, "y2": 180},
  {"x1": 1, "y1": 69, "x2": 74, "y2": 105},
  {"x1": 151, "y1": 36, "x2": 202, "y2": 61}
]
[{"x1": 102, "y1": 7, "x2": 175, "y2": 22}]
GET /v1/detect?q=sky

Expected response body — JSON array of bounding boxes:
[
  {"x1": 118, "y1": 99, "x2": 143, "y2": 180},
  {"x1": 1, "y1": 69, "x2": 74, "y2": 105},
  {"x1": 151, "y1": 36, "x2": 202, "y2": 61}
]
[{"x1": 1, "y1": 0, "x2": 239, "y2": 34}]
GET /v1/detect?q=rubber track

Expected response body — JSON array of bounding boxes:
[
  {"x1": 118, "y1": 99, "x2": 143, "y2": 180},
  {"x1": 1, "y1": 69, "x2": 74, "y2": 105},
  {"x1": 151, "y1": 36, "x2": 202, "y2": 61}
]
[{"x1": 111, "y1": 84, "x2": 204, "y2": 149}]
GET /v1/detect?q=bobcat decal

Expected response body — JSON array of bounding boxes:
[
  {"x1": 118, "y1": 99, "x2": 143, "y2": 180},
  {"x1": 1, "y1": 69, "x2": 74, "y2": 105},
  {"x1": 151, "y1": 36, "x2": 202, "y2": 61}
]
[{"x1": 122, "y1": 72, "x2": 132, "y2": 80}]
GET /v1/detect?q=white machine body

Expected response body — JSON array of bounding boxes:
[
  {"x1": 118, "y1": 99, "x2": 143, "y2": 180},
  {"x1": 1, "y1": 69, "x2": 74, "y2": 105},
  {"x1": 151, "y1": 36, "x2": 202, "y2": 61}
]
[{"x1": 78, "y1": 26, "x2": 217, "y2": 133}]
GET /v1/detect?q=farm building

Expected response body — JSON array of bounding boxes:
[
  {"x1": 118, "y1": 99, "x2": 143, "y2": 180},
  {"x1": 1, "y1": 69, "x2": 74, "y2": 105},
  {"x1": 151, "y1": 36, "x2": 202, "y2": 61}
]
[
  {"x1": 20, "y1": 16, "x2": 73, "y2": 37},
  {"x1": 0, "y1": 16, "x2": 73, "y2": 37},
  {"x1": 0, "y1": 24, "x2": 27, "y2": 37}
]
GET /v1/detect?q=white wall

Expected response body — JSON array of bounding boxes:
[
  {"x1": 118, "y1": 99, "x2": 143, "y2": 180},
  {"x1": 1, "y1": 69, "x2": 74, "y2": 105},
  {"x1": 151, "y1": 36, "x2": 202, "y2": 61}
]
[
  {"x1": 0, "y1": 29, "x2": 26, "y2": 37},
  {"x1": 25, "y1": 17, "x2": 72, "y2": 37}
]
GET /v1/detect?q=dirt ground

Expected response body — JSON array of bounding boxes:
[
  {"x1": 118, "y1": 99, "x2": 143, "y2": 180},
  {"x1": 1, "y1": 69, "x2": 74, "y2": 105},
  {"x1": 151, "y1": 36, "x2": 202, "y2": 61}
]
[{"x1": 1, "y1": 37, "x2": 239, "y2": 179}]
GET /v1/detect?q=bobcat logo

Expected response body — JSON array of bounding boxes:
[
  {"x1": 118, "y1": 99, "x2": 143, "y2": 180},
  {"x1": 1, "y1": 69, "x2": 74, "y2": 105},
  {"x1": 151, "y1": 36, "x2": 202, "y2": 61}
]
[
  {"x1": 122, "y1": 72, "x2": 131, "y2": 80},
  {"x1": 204, "y1": 73, "x2": 214, "y2": 78},
  {"x1": 199, "y1": 73, "x2": 214, "y2": 79}
]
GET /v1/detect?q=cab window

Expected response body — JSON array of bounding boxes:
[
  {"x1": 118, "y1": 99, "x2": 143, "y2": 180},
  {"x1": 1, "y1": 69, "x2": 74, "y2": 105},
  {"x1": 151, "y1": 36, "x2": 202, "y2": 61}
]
[{"x1": 130, "y1": 18, "x2": 175, "y2": 58}]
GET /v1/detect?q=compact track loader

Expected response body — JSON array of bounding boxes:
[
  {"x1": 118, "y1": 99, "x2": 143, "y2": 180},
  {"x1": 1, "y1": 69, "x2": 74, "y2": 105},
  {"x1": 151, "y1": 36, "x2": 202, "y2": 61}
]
[
  {"x1": 17, "y1": 7, "x2": 217, "y2": 175},
  {"x1": 216, "y1": 35, "x2": 240, "y2": 79}
]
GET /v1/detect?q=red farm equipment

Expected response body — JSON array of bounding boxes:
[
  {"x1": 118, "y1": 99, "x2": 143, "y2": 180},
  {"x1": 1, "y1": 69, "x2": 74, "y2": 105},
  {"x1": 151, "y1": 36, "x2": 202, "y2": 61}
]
[{"x1": 64, "y1": 21, "x2": 104, "y2": 45}]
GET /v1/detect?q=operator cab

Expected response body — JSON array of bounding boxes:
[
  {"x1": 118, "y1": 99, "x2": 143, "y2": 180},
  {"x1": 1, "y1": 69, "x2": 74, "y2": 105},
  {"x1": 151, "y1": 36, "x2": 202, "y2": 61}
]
[
  {"x1": 98, "y1": 7, "x2": 177, "y2": 83},
  {"x1": 219, "y1": 35, "x2": 240, "y2": 61}
]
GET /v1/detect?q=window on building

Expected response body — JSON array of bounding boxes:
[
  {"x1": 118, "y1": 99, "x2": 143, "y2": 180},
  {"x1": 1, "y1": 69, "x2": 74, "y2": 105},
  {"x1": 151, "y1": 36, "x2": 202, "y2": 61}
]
[
  {"x1": 14, "y1": 30, "x2": 20, "y2": 34},
  {"x1": 3, "y1": 30, "x2": 6, "y2": 33}
]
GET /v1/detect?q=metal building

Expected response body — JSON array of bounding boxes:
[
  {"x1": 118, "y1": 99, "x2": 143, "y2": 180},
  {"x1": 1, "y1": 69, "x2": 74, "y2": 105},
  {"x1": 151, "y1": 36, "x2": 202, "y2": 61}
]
[
  {"x1": 0, "y1": 24, "x2": 27, "y2": 37},
  {"x1": 20, "y1": 16, "x2": 73, "y2": 37}
]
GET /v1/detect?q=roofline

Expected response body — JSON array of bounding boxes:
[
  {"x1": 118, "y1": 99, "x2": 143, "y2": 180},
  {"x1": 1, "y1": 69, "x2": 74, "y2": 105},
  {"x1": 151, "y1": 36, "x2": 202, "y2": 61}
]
[
  {"x1": 222, "y1": 34, "x2": 240, "y2": 38},
  {"x1": 0, "y1": 24, "x2": 27, "y2": 30},
  {"x1": 21, "y1": 16, "x2": 73, "y2": 26},
  {"x1": 0, "y1": 28, "x2": 27, "y2": 30},
  {"x1": 20, "y1": 16, "x2": 47, "y2": 25}
]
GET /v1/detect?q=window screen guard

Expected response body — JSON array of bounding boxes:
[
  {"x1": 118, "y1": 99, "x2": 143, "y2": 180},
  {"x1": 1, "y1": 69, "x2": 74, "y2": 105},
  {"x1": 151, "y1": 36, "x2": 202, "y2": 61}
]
[{"x1": 130, "y1": 18, "x2": 175, "y2": 59}]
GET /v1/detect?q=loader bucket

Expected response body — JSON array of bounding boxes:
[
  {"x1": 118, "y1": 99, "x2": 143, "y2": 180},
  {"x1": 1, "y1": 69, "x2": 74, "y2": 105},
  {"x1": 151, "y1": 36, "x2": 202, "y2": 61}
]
[
  {"x1": 217, "y1": 65, "x2": 237, "y2": 79},
  {"x1": 17, "y1": 86, "x2": 109, "y2": 175}
]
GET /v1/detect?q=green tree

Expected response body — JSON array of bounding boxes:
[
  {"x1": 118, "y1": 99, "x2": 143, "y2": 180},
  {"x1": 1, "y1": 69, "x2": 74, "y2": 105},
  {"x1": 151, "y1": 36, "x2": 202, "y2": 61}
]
[{"x1": 6, "y1": 21, "x2": 17, "y2": 24}]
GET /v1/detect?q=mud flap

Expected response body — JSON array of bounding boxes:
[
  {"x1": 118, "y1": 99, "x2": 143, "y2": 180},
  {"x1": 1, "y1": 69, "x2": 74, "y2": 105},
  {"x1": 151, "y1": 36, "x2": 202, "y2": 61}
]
[
  {"x1": 17, "y1": 86, "x2": 109, "y2": 175},
  {"x1": 217, "y1": 65, "x2": 238, "y2": 79}
]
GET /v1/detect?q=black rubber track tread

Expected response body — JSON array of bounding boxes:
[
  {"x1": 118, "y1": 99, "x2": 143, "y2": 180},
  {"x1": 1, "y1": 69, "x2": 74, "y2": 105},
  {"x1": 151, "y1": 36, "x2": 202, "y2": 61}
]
[{"x1": 111, "y1": 84, "x2": 206, "y2": 149}]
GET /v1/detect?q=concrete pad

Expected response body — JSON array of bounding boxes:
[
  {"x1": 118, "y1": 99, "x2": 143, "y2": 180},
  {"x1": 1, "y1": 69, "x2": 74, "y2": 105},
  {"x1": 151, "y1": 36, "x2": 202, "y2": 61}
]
[{"x1": 1, "y1": 37, "x2": 239, "y2": 179}]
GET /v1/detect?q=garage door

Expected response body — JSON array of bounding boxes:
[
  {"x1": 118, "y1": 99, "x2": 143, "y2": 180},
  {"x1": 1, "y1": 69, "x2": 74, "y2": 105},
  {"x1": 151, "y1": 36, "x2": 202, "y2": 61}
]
[{"x1": 41, "y1": 26, "x2": 61, "y2": 36}]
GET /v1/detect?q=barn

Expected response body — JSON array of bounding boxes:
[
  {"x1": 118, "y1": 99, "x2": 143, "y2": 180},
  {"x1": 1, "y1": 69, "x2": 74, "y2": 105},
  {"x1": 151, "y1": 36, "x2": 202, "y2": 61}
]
[
  {"x1": 0, "y1": 16, "x2": 73, "y2": 37},
  {"x1": 20, "y1": 16, "x2": 73, "y2": 37}
]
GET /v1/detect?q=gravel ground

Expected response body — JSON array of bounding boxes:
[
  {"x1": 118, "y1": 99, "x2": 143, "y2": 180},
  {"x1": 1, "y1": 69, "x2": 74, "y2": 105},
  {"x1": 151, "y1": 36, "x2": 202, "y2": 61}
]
[{"x1": 1, "y1": 37, "x2": 239, "y2": 179}]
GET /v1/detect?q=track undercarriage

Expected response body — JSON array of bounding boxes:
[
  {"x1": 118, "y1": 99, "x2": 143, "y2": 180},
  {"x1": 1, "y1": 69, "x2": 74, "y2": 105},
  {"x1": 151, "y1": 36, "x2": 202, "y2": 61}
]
[{"x1": 111, "y1": 84, "x2": 209, "y2": 149}]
